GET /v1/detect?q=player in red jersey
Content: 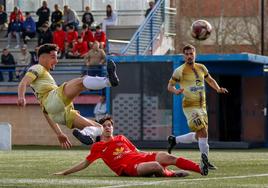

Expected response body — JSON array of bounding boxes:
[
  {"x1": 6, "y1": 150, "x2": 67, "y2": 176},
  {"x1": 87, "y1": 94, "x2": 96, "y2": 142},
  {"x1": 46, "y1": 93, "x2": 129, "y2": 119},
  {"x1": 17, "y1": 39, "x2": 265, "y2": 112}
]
[{"x1": 54, "y1": 116, "x2": 209, "y2": 177}]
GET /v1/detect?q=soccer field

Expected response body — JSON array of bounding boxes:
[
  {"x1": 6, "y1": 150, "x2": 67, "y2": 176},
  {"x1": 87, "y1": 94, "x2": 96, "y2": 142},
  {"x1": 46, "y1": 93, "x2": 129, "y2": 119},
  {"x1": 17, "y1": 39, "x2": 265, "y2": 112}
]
[{"x1": 0, "y1": 147, "x2": 268, "y2": 188}]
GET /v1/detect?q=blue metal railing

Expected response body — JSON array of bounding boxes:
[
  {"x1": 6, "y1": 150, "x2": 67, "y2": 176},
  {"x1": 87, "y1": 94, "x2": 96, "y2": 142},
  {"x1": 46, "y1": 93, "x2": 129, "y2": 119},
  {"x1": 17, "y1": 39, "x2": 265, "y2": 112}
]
[{"x1": 121, "y1": 0, "x2": 165, "y2": 55}]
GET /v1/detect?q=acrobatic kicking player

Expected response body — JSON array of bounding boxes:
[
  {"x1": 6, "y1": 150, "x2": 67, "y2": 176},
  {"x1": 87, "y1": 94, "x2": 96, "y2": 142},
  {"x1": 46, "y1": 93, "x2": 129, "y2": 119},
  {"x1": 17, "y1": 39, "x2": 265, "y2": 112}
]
[{"x1": 17, "y1": 44, "x2": 119, "y2": 149}]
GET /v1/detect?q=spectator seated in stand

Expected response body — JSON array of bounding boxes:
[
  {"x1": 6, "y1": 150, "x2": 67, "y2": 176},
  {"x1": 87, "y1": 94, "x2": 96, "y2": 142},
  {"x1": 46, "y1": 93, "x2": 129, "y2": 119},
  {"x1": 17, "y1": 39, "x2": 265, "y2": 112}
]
[
  {"x1": 0, "y1": 48, "x2": 16, "y2": 82},
  {"x1": 83, "y1": 41, "x2": 106, "y2": 76},
  {"x1": 82, "y1": 6, "x2": 94, "y2": 27},
  {"x1": 65, "y1": 24, "x2": 78, "y2": 51},
  {"x1": 22, "y1": 12, "x2": 36, "y2": 45},
  {"x1": 7, "y1": 6, "x2": 24, "y2": 37},
  {"x1": 51, "y1": 4, "x2": 63, "y2": 31},
  {"x1": 15, "y1": 45, "x2": 31, "y2": 80},
  {"x1": 53, "y1": 24, "x2": 66, "y2": 59},
  {"x1": 0, "y1": 5, "x2": 8, "y2": 31},
  {"x1": 81, "y1": 24, "x2": 95, "y2": 49},
  {"x1": 9, "y1": 6, "x2": 24, "y2": 23},
  {"x1": 38, "y1": 22, "x2": 53, "y2": 46},
  {"x1": 101, "y1": 4, "x2": 117, "y2": 32},
  {"x1": 36, "y1": 0, "x2": 50, "y2": 30},
  {"x1": 7, "y1": 15, "x2": 23, "y2": 49},
  {"x1": 63, "y1": 5, "x2": 80, "y2": 31},
  {"x1": 67, "y1": 36, "x2": 88, "y2": 59},
  {"x1": 94, "y1": 26, "x2": 106, "y2": 50}
]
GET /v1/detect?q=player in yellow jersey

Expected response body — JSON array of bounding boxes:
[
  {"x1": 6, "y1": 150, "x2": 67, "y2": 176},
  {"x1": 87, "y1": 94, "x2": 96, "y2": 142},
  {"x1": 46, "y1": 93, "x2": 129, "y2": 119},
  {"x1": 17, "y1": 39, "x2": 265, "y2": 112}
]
[
  {"x1": 17, "y1": 44, "x2": 119, "y2": 149},
  {"x1": 167, "y1": 44, "x2": 228, "y2": 170}
]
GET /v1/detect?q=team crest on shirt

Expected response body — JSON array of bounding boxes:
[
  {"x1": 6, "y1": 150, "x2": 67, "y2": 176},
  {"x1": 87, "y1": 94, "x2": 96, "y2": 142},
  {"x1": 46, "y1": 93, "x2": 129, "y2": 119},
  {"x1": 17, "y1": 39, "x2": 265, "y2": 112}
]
[
  {"x1": 189, "y1": 79, "x2": 204, "y2": 93},
  {"x1": 196, "y1": 79, "x2": 202, "y2": 86},
  {"x1": 113, "y1": 147, "x2": 124, "y2": 155}
]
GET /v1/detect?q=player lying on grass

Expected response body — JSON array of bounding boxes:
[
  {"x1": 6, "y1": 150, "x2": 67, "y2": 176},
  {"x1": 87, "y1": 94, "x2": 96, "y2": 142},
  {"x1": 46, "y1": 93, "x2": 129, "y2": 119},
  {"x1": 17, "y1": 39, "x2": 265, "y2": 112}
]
[
  {"x1": 17, "y1": 44, "x2": 119, "y2": 149},
  {"x1": 54, "y1": 116, "x2": 209, "y2": 177}
]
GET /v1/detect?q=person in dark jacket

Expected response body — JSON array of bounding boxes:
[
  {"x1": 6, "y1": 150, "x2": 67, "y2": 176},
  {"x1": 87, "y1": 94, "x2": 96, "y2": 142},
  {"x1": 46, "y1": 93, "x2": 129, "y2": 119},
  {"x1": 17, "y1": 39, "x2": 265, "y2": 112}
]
[
  {"x1": 82, "y1": 6, "x2": 94, "y2": 27},
  {"x1": 0, "y1": 49, "x2": 16, "y2": 81},
  {"x1": 38, "y1": 22, "x2": 53, "y2": 46},
  {"x1": 51, "y1": 4, "x2": 63, "y2": 31},
  {"x1": 7, "y1": 15, "x2": 23, "y2": 49},
  {"x1": 22, "y1": 12, "x2": 36, "y2": 44},
  {"x1": 145, "y1": 1, "x2": 155, "y2": 17},
  {"x1": 36, "y1": 1, "x2": 50, "y2": 29},
  {"x1": 0, "y1": 5, "x2": 8, "y2": 31}
]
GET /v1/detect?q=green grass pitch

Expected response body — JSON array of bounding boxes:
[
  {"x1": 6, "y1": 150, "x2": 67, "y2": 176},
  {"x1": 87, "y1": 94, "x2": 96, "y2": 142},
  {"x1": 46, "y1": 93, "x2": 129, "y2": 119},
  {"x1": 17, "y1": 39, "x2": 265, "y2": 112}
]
[{"x1": 0, "y1": 146, "x2": 268, "y2": 188}]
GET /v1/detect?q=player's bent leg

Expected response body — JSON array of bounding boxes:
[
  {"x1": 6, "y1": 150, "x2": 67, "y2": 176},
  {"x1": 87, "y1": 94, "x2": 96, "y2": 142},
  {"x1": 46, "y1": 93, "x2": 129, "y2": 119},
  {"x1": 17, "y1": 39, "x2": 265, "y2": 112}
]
[
  {"x1": 63, "y1": 77, "x2": 109, "y2": 101},
  {"x1": 136, "y1": 162, "x2": 164, "y2": 177},
  {"x1": 155, "y1": 151, "x2": 177, "y2": 165},
  {"x1": 64, "y1": 77, "x2": 85, "y2": 99},
  {"x1": 196, "y1": 127, "x2": 208, "y2": 138},
  {"x1": 72, "y1": 113, "x2": 102, "y2": 145},
  {"x1": 156, "y1": 152, "x2": 206, "y2": 175},
  {"x1": 72, "y1": 113, "x2": 102, "y2": 130}
]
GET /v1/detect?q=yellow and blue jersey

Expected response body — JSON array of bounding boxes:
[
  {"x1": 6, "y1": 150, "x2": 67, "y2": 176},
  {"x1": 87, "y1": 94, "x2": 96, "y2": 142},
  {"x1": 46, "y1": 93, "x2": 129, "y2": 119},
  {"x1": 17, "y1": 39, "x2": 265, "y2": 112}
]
[{"x1": 169, "y1": 63, "x2": 209, "y2": 108}]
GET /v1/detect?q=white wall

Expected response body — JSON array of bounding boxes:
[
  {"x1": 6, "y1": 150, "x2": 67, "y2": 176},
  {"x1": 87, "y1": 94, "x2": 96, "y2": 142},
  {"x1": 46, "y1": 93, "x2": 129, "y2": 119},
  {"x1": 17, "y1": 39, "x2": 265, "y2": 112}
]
[{"x1": 7, "y1": 0, "x2": 149, "y2": 12}]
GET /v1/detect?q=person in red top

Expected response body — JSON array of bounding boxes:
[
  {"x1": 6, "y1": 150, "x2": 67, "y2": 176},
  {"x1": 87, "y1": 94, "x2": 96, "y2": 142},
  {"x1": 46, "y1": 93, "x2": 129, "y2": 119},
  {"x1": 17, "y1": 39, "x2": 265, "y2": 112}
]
[
  {"x1": 81, "y1": 24, "x2": 95, "y2": 49},
  {"x1": 9, "y1": 6, "x2": 24, "y2": 23},
  {"x1": 54, "y1": 116, "x2": 209, "y2": 177},
  {"x1": 66, "y1": 25, "x2": 78, "y2": 49},
  {"x1": 7, "y1": 6, "x2": 24, "y2": 37},
  {"x1": 53, "y1": 24, "x2": 66, "y2": 58},
  {"x1": 94, "y1": 25, "x2": 106, "y2": 49},
  {"x1": 67, "y1": 36, "x2": 89, "y2": 58}
]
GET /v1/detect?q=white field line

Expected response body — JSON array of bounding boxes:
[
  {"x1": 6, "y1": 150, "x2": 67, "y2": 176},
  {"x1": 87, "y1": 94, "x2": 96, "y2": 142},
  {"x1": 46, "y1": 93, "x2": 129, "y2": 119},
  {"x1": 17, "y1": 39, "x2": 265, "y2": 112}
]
[
  {"x1": 0, "y1": 178, "x2": 139, "y2": 186},
  {"x1": 99, "y1": 173, "x2": 268, "y2": 188},
  {"x1": 0, "y1": 173, "x2": 268, "y2": 187}
]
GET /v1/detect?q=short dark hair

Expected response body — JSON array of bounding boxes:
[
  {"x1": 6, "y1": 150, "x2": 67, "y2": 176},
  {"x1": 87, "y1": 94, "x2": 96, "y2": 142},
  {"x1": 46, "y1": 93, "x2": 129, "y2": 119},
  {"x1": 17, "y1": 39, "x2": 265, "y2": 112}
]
[
  {"x1": 82, "y1": 24, "x2": 88, "y2": 29},
  {"x1": 68, "y1": 24, "x2": 74, "y2": 30},
  {"x1": 55, "y1": 24, "x2": 62, "y2": 28},
  {"x1": 182, "y1": 44, "x2": 195, "y2": 54},
  {"x1": 38, "y1": 44, "x2": 58, "y2": 57},
  {"x1": 98, "y1": 116, "x2": 114, "y2": 126}
]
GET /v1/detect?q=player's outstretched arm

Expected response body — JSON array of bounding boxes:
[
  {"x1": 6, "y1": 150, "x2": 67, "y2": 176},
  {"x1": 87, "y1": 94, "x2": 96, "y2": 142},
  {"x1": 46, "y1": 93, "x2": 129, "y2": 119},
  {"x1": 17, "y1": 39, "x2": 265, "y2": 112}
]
[
  {"x1": 205, "y1": 74, "x2": 228, "y2": 94},
  {"x1": 54, "y1": 159, "x2": 90, "y2": 176},
  {"x1": 167, "y1": 83, "x2": 184, "y2": 95},
  {"x1": 17, "y1": 75, "x2": 34, "y2": 106},
  {"x1": 43, "y1": 113, "x2": 72, "y2": 149}
]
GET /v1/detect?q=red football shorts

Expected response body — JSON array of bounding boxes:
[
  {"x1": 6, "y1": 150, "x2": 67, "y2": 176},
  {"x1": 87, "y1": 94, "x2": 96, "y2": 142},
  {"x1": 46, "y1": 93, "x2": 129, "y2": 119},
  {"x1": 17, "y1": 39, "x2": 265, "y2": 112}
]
[{"x1": 120, "y1": 152, "x2": 157, "y2": 176}]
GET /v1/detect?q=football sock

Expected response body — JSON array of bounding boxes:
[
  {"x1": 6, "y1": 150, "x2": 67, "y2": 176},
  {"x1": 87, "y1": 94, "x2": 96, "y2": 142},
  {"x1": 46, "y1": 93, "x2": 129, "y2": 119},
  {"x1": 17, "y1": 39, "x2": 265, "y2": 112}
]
[
  {"x1": 83, "y1": 76, "x2": 111, "y2": 90},
  {"x1": 175, "y1": 132, "x2": 197, "y2": 143},
  {"x1": 198, "y1": 137, "x2": 209, "y2": 156},
  {"x1": 175, "y1": 157, "x2": 201, "y2": 173}
]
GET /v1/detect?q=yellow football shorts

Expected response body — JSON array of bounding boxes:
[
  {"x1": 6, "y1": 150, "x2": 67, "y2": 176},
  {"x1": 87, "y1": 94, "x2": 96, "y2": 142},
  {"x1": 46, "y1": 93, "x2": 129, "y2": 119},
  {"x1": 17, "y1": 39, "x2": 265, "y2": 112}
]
[
  {"x1": 42, "y1": 83, "x2": 78, "y2": 129},
  {"x1": 183, "y1": 107, "x2": 208, "y2": 132}
]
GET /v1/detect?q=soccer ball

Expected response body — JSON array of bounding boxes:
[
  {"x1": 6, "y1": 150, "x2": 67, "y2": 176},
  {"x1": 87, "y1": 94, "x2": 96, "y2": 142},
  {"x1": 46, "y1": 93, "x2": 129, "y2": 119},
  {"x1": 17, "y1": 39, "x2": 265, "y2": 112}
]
[{"x1": 191, "y1": 20, "x2": 212, "y2": 40}]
